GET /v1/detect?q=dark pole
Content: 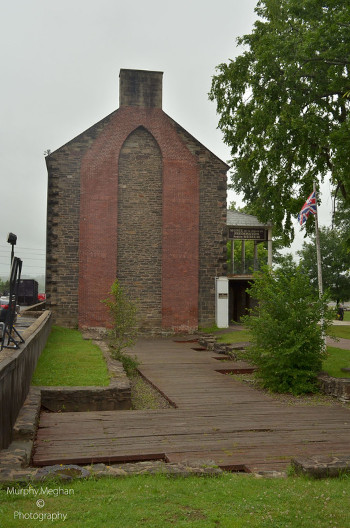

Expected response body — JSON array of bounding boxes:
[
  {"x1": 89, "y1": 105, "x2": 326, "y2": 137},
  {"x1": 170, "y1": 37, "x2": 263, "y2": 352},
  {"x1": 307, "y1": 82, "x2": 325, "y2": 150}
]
[{"x1": 7, "y1": 233, "x2": 17, "y2": 267}]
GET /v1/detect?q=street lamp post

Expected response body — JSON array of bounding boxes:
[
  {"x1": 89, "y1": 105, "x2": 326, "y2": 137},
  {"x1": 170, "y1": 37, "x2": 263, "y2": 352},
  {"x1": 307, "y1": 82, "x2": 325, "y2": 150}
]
[{"x1": 7, "y1": 233, "x2": 17, "y2": 266}]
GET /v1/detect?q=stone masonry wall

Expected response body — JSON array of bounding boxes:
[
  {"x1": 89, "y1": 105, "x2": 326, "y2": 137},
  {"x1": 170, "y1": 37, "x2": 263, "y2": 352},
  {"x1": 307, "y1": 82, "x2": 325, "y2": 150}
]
[
  {"x1": 0, "y1": 311, "x2": 52, "y2": 449},
  {"x1": 118, "y1": 127, "x2": 163, "y2": 330},
  {"x1": 46, "y1": 112, "x2": 117, "y2": 327}
]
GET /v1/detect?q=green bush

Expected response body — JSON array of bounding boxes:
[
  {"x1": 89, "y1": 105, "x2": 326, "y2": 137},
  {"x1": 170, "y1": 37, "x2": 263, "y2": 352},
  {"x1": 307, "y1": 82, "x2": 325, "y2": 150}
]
[
  {"x1": 243, "y1": 265, "x2": 332, "y2": 395},
  {"x1": 101, "y1": 279, "x2": 138, "y2": 357},
  {"x1": 111, "y1": 348, "x2": 140, "y2": 377}
]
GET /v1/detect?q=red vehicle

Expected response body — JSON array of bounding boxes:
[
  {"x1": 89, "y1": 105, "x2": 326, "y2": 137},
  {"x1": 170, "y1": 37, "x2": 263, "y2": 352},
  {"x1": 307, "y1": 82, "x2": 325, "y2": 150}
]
[
  {"x1": 0, "y1": 296, "x2": 20, "y2": 330},
  {"x1": 0, "y1": 296, "x2": 9, "y2": 310}
]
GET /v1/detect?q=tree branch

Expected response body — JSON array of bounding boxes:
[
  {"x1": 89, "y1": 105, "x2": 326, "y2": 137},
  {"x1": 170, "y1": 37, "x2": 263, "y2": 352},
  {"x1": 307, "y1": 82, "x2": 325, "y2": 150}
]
[{"x1": 302, "y1": 58, "x2": 350, "y2": 67}]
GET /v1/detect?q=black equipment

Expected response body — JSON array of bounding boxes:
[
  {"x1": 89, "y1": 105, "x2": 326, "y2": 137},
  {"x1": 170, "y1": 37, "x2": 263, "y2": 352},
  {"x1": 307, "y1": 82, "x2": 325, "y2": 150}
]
[{"x1": 0, "y1": 257, "x2": 25, "y2": 350}]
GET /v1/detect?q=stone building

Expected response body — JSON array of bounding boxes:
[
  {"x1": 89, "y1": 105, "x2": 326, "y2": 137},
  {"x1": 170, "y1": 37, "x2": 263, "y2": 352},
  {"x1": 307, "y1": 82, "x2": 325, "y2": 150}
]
[{"x1": 45, "y1": 69, "x2": 228, "y2": 332}]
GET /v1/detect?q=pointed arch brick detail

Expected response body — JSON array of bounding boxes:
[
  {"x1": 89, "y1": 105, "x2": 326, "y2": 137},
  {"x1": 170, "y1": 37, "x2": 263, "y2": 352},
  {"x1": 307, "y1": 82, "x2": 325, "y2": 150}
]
[
  {"x1": 118, "y1": 126, "x2": 162, "y2": 329},
  {"x1": 78, "y1": 108, "x2": 199, "y2": 331}
]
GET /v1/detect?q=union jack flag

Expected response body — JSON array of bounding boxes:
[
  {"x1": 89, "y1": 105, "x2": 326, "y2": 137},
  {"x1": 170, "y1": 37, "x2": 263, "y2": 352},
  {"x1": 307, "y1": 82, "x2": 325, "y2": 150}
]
[{"x1": 298, "y1": 191, "x2": 317, "y2": 226}]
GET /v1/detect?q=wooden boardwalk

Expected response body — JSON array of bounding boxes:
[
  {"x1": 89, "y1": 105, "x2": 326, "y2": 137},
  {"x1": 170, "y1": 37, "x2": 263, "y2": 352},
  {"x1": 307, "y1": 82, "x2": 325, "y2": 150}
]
[{"x1": 33, "y1": 338, "x2": 350, "y2": 472}]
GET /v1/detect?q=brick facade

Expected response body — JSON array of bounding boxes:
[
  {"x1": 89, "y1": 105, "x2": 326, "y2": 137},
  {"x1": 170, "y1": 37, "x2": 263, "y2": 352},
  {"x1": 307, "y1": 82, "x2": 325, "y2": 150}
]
[{"x1": 46, "y1": 69, "x2": 227, "y2": 332}]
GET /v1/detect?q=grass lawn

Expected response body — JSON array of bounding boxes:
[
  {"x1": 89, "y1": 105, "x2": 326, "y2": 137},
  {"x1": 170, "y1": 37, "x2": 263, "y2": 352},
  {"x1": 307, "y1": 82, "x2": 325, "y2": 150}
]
[
  {"x1": 1, "y1": 474, "x2": 350, "y2": 527},
  {"x1": 217, "y1": 329, "x2": 252, "y2": 343},
  {"x1": 329, "y1": 324, "x2": 350, "y2": 340},
  {"x1": 215, "y1": 322, "x2": 350, "y2": 344},
  {"x1": 198, "y1": 323, "x2": 221, "y2": 333},
  {"x1": 31, "y1": 326, "x2": 110, "y2": 386},
  {"x1": 323, "y1": 346, "x2": 350, "y2": 378},
  {"x1": 217, "y1": 327, "x2": 350, "y2": 343}
]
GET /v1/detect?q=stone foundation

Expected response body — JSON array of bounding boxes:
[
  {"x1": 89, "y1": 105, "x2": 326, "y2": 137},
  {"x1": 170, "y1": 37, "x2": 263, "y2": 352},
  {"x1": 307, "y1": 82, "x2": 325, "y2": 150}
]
[
  {"x1": 318, "y1": 373, "x2": 350, "y2": 403},
  {"x1": 292, "y1": 455, "x2": 350, "y2": 478},
  {"x1": 0, "y1": 311, "x2": 52, "y2": 449},
  {"x1": 40, "y1": 381, "x2": 131, "y2": 412}
]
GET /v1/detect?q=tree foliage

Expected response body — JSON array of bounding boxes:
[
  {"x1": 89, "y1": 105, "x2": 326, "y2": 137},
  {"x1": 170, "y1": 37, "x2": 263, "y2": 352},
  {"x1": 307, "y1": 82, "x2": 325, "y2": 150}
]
[
  {"x1": 0, "y1": 279, "x2": 10, "y2": 294},
  {"x1": 243, "y1": 264, "x2": 332, "y2": 394},
  {"x1": 333, "y1": 194, "x2": 350, "y2": 248},
  {"x1": 227, "y1": 240, "x2": 268, "y2": 273},
  {"x1": 298, "y1": 226, "x2": 350, "y2": 301},
  {"x1": 210, "y1": 0, "x2": 350, "y2": 242}
]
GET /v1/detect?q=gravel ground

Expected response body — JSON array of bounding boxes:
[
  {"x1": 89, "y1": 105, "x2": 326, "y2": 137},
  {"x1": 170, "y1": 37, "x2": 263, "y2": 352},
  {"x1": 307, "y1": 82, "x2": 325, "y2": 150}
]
[{"x1": 130, "y1": 373, "x2": 173, "y2": 410}]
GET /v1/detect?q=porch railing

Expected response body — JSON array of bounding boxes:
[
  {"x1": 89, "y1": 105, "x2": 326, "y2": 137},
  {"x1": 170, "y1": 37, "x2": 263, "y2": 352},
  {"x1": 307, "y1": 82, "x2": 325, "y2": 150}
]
[{"x1": 229, "y1": 258, "x2": 265, "y2": 275}]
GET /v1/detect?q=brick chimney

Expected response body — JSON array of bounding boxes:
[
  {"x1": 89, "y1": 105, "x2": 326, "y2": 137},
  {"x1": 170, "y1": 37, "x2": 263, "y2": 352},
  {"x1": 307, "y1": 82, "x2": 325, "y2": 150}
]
[{"x1": 119, "y1": 69, "x2": 163, "y2": 109}]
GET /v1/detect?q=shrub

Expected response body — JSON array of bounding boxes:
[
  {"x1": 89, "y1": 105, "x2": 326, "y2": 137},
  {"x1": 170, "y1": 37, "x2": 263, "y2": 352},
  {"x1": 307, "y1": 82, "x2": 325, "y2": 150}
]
[
  {"x1": 243, "y1": 265, "x2": 332, "y2": 395},
  {"x1": 101, "y1": 279, "x2": 138, "y2": 356}
]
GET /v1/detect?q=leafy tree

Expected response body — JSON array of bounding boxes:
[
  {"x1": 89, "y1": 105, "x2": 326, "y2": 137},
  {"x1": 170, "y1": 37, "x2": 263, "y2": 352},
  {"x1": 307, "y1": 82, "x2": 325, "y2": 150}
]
[
  {"x1": 243, "y1": 264, "x2": 332, "y2": 394},
  {"x1": 298, "y1": 226, "x2": 350, "y2": 300},
  {"x1": 227, "y1": 239, "x2": 268, "y2": 273},
  {"x1": 272, "y1": 251, "x2": 296, "y2": 270},
  {"x1": 0, "y1": 279, "x2": 10, "y2": 294},
  {"x1": 101, "y1": 279, "x2": 138, "y2": 356},
  {"x1": 333, "y1": 194, "x2": 350, "y2": 249},
  {"x1": 210, "y1": 0, "x2": 350, "y2": 242}
]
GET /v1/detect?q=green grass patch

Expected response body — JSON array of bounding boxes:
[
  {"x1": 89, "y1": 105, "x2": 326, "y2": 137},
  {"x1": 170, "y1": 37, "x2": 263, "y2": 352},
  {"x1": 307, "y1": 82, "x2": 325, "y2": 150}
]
[
  {"x1": 323, "y1": 347, "x2": 350, "y2": 378},
  {"x1": 1, "y1": 474, "x2": 349, "y2": 527},
  {"x1": 335, "y1": 310, "x2": 350, "y2": 322},
  {"x1": 329, "y1": 325, "x2": 350, "y2": 339},
  {"x1": 217, "y1": 329, "x2": 252, "y2": 344},
  {"x1": 198, "y1": 323, "x2": 221, "y2": 333},
  {"x1": 31, "y1": 326, "x2": 110, "y2": 386},
  {"x1": 109, "y1": 347, "x2": 139, "y2": 377}
]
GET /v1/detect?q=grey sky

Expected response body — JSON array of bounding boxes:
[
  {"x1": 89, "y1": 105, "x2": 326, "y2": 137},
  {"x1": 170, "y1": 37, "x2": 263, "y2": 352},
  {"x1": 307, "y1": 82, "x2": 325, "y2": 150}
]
[{"x1": 0, "y1": 0, "x2": 332, "y2": 279}]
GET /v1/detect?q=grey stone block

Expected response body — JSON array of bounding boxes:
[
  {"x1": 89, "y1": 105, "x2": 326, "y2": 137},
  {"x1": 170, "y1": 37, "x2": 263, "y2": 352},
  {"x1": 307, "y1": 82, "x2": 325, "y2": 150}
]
[{"x1": 292, "y1": 455, "x2": 350, "y2": 478}]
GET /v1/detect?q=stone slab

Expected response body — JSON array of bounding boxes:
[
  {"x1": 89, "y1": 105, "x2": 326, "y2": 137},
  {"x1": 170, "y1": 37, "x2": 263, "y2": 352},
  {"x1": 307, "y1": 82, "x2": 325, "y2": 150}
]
[
  {"x1": 13, "y1": 387, "x2": 41, "y2": 441},
  {"x1": 292, "y1": 455, "x2": 350, "y2": 478}
]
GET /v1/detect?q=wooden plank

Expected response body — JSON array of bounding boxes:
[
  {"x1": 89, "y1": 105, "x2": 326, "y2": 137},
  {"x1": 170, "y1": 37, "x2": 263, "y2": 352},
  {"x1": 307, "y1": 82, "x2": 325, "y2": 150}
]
[{"x1": 32, "y1": 337, "x2": 350, "y2": 469}]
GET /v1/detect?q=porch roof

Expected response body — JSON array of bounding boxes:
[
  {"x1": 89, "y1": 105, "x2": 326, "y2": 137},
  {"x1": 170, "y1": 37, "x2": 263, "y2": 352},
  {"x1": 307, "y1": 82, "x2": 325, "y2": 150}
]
[{"x1": 226, "y1": 210, "x2": 272, "y2": 228}]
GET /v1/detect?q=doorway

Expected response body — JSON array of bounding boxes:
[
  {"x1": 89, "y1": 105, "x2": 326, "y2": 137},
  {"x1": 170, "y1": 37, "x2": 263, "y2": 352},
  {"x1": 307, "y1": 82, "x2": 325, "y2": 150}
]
[{"x1": 229, "y1": 279, "x2": 255, "y2": 323}]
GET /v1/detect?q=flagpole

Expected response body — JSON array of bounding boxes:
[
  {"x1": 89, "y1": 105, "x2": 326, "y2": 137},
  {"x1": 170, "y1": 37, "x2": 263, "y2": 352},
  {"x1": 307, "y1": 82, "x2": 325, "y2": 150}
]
[
  {"x1": 313, "y1": 181, "x2": 327, "y2": 353},
  {"x1": 313, "y1": 181, "x2": 323, "y2": 299}
]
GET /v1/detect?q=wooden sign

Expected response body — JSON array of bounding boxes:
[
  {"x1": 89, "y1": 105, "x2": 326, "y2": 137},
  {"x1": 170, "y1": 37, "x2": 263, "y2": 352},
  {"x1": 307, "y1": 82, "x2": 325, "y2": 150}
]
[{"x1": 228, "y1": 228, "x2": 266, "y2": 241}]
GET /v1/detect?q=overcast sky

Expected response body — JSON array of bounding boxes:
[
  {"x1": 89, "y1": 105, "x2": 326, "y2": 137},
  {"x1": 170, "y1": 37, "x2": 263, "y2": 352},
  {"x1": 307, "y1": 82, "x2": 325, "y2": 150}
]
[{"x1": 0, "y1": 0, "x2": 333, "y2": 280}]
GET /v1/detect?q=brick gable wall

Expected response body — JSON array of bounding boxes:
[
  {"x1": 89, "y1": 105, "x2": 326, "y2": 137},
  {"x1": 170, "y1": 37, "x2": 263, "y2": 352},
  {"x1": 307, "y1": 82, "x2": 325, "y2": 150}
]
[{"x1": 46, "y1": 106, "x2": 227, "y2": 331}]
